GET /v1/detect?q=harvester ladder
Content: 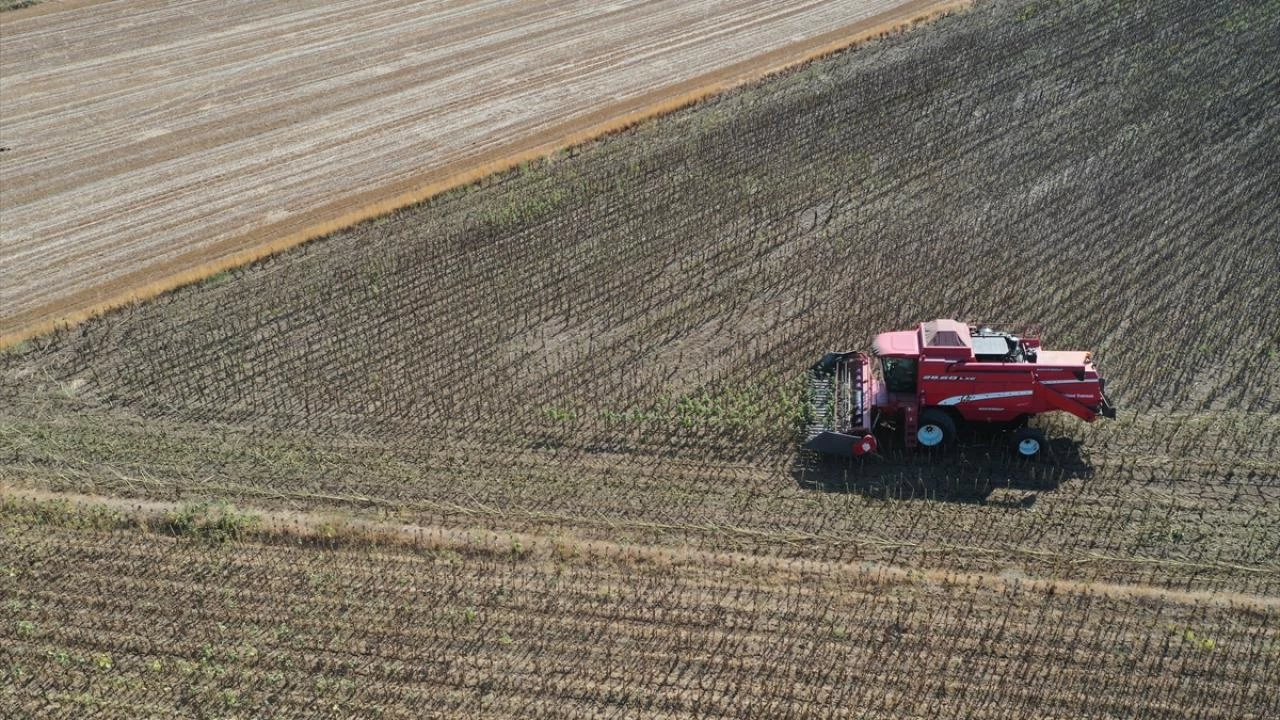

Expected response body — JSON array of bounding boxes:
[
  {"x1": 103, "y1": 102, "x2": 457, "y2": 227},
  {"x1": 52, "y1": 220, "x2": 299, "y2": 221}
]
[{"x1": 903, "y1": 403, "x2": 918, "y2": 448}]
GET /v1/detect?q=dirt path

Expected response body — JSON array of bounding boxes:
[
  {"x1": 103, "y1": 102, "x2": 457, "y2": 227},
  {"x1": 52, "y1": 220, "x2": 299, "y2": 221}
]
[{"x1": 0, "y1": 0, "x2": 965, "y2": 346}]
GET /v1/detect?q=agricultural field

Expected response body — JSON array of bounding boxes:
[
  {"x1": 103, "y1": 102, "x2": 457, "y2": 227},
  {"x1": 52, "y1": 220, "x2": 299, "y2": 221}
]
[
  {"x1": 1, "y1": 496, "x2": 1275, "y2": 719},
  {"x1": 2, "y1": 0, "x2": 1279, "y2": 717},
  {"x1": 0, "y1": 0, "x2": 948, "y2": 343}
]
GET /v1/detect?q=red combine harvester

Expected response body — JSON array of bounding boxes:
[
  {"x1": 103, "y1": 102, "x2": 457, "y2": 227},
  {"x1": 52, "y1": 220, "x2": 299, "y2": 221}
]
[{"x1": 806, "y1": 319, "x2": 1116, "y2": 459}]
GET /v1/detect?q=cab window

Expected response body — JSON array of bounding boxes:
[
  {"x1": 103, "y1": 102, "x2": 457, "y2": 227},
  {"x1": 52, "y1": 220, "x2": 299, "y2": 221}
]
[{"x1": 881, "y1": 357, "x2": 918, "y2": 393}]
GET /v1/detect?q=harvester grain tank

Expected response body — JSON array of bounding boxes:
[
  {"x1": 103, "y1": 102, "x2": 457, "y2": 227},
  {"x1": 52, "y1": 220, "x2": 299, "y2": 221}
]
[{"x1": 806, "y1": 319, "x2": 1116, "y2": 458}]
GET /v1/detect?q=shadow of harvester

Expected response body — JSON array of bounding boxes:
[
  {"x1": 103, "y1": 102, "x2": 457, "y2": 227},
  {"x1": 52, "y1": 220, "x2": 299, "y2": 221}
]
[{"x1": 792, "y1": 430, "x2": 1093, "y2": 506}]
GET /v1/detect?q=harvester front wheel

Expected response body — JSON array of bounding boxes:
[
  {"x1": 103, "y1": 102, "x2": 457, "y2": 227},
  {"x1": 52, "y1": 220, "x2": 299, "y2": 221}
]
[
  {"x1": 917, "y1": 409, "x2": 956, "y2": 448},
  {"x1": 1011, "y1": 427, "x2": 1046, "y2": 459}
]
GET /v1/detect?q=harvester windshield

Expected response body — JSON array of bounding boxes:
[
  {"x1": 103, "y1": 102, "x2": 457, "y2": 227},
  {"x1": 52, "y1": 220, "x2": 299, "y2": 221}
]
[{"x1": 882, "y1": 357, "x2": 917, "y2": 393}]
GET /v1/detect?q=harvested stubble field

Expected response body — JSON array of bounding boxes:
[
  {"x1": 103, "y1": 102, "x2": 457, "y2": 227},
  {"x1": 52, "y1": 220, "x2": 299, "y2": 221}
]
[
  {"x1": 1, "y1": 496, "x2": 1276, "y2": 718},
  {"x1": 0, "y1": 0, "x2": 951, "y2": 343},
  {"x1": 3, "y1": 0, "x2": 1280, "y2": 717}
]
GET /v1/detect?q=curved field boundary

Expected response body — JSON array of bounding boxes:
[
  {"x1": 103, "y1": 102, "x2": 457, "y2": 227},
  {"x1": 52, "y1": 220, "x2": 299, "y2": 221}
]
[{"x1": 0, "y1": 0, "x2": 968, "y2": 348}]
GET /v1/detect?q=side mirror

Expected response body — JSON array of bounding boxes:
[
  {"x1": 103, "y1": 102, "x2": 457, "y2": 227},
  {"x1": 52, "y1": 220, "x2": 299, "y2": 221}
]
[{"x1": 1074, "y1": 368, "x2": 1086, "y2": 381}]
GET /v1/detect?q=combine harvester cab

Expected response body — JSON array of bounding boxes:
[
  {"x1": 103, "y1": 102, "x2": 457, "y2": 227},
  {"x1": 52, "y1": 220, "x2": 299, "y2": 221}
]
[{"x1": 806, "y1": 319, "x2": 1116, "y2": 459}]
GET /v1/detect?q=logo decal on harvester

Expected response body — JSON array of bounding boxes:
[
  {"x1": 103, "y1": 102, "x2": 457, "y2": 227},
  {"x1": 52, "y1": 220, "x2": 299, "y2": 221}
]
[{"x1": 937, "y1": 390, "x2": 1034, "y2": 406}]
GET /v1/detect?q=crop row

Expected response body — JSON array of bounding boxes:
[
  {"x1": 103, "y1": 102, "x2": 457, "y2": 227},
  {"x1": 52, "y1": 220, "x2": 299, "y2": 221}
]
[
  {"x1": 9, "y1": 0, "x2": 1274, "y2": 443},
  {"x1": 3, "y1": 392, "x2": 1278, "y2": 594},
  {"x1": 2, "y1": 506, "x2": 1277, "y2": 719},
  {"x1": 0, "y1": 0, "x2": 1277, "y2": 612}
]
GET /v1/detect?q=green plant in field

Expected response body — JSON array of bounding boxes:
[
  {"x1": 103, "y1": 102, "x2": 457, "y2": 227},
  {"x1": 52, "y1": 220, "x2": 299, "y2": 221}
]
[
  {"x1": 674, "y1": 392, "x2": 719, "y2": 428},
  {"x1": 1182, "y1": 629, "x2": 1217, "y2": 652},
  {"x1": 509, "y1": 537, "x2": 527, "y2": 558},
  {"x1": 307, "y1": 571, "x2": 335, "y2": 588},
  {"x1": 220, "y1": 689, "x2": 240, "y2": 708},
  {"x1": 15, "y1": 620, "x2": 36, "y2": 638},
  {"x1": 236, "y1": 643, "x2": 259, "y2": 663},
  {"x1": 543, "y1": 406, "x2": 576, "y2": 422},
  {"x1": 60, "y1": 692, "x2": 99, "y2": 708},
  {"x1": 478, "y1": 188, "x2": 568, "y2": 229},
  {"x1": 1139, "y1": 513, "x2": 1192, "y2": 547},
  {"x1": 599, "y1": 408, "x2": 658, "y2": 425},
  {"x1": 0, "y1": 497, "x2": 132, "y2": 532},
  {"x1": 204, "y1": 270, "x2": 232, "y2": 287},
  {"x1": 163, "y1": 502, "x2": 259, "y2": 544},
  {"x1": 665, "y1": 379, "x2": 806, "y2": 434},
  {"x1": 1, "y1": 340, "x2": 31, "y2": 356}
]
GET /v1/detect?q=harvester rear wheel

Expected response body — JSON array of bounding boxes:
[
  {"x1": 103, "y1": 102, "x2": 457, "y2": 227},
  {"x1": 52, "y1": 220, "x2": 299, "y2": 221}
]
[
  {"x1": 917, "y1": 409, "x2": 956, "y2": 448},
  {"x1": 1011, "y1": 427, "x2": 1046, "y2": 459}
]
